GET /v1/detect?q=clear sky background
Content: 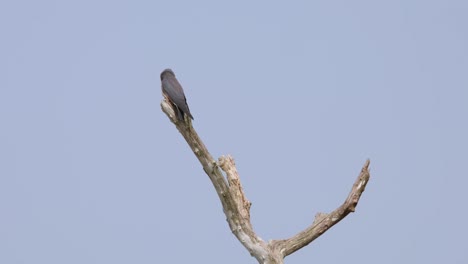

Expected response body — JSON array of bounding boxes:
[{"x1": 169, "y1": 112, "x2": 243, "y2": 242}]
[{"x1": 1, "y1": 1, "x2": 467, "y2": 263}]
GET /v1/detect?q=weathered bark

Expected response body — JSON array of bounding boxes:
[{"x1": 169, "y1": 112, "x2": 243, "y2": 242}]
[{"x1": 161, "y1": 100, "x2": 371, "y2": 264}]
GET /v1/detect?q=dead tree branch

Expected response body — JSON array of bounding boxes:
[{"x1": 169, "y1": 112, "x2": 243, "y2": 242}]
[{"x1": 161, "y1": 100, "x2": 371, "y2": 264}]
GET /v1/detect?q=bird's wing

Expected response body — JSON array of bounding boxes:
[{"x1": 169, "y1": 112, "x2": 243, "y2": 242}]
[{"x1": 162, "y1": 77, "x2": 191, "y2": 114}]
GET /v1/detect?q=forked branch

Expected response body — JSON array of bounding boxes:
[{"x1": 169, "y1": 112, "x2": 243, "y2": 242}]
[{"x1": 161, "y1": 100, "x2": 370, "y2": 264}]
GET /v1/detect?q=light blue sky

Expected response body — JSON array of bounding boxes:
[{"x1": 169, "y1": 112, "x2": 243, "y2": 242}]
[{"x1": 1, "y1": 1, "x2": 467, "y2": 263}]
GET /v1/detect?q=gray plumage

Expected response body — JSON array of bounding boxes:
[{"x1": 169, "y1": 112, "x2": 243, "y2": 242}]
[{"x1": 160, "y1": 69, "x2": 194, "y2": 121}]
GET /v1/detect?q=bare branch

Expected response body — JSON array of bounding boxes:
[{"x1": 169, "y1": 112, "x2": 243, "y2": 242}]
[
  {"x1": 161, "y1": 100, "x2": 269, "y2": 262},
  {"x1": 272, "y1": 160, "x2": 371, "y2": 257},
  {"x1": 161, "y1": 99, "x2": 371, "y2": 264}
]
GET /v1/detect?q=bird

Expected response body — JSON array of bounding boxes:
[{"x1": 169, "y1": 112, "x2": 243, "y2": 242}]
[{"x1": 160, "y1": 68, "x2": 194, "y2": 121}]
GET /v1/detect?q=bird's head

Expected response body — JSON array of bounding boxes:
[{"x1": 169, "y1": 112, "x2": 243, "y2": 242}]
[{"x1": 160, "y1": 68, "x2": 175, "y2": 80}]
